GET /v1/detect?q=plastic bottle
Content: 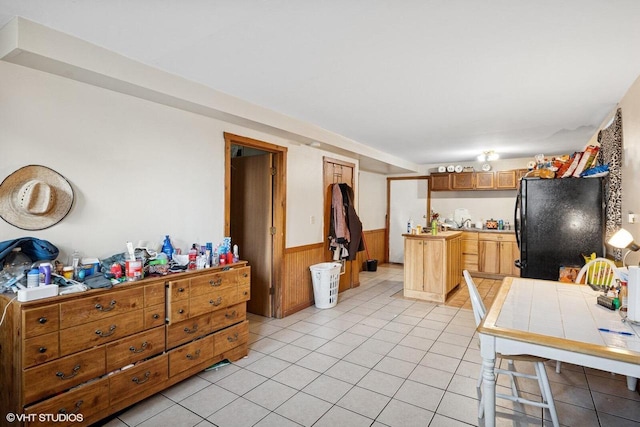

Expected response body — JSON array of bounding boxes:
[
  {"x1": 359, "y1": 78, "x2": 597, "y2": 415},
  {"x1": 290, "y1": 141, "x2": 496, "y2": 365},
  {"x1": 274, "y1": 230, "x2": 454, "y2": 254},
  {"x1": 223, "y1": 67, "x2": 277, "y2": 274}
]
[
  {"x1": 188, "y1": 244, "x2": 198, "y2": 270},
  {"x1": 431, "y1": 219, "x2": 438, "y2": 235},
  {"x1": 407, "y1": 218, "x2": 413, "y2": 233},
  {"x1": 233, "y1": 245, "x2": 239, "y2": 263},
  {"x1": 161, "y1": 235, "x2": 174, "y2": 259},
  {"x1": 27, "y1": 268, "x2": 40, "y2": 288}
]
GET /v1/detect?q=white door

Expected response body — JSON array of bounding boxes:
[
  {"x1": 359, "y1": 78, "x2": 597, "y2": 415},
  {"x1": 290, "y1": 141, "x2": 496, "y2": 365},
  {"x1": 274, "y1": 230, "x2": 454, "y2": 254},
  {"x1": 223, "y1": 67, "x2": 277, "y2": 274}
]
[{"x1": 389, "y1": 179, "x2": 429, "y2": 263}]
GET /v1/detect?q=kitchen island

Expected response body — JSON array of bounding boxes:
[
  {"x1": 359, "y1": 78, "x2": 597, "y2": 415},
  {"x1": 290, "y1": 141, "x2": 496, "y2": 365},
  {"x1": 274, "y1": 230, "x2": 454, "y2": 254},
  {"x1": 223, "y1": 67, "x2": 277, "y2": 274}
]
[{"x1": 403, "y1": 231, "x2": 462, "y2": 303}]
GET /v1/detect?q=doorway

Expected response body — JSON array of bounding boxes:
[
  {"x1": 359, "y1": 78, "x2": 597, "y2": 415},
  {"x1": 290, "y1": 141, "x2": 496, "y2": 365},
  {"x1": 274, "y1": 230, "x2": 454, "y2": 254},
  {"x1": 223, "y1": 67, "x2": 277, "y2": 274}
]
[
  {"x1": 224, "y1": 133, "x2": 287, "y2": 318},
  {"x1": 387, "y1": 176, "x2": 430, "y2": 264}
]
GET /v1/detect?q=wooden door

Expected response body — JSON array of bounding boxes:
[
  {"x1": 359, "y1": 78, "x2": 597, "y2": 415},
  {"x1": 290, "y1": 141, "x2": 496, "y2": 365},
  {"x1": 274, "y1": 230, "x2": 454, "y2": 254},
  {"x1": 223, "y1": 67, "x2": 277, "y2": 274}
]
[
  {"x1": 499, "y1": 241, "x2": 519, "y2": 276},
  {"x1": 478, "y1": 240, "x2": 500, "y2": 274},
  {"x1": 323, "y1": 158, "x2": 356, "y2": 293},
  {"x1": 403, "y1": 238, "x2": 423, "y2": 293},
  {"x1": 475, "y1": 172, "x2": 495, "y2": 189},
  {"x1": 230, "y1": 154, "x2": 273, "y2": 317}
]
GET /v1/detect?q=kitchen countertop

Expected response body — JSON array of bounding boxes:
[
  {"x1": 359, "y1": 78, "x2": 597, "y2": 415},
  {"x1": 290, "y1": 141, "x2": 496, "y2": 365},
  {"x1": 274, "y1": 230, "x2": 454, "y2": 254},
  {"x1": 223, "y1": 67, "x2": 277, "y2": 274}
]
[
  {"x1": 446, "y1": 228, "x2": 515, "y2": 234},
  {"x1": 403, "y1": 231, "x2": 462, "y2": 239}
]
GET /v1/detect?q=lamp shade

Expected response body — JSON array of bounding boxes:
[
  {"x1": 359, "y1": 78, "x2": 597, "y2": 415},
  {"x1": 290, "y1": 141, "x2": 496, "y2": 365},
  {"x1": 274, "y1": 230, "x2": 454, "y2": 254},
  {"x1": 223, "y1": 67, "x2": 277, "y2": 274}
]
[{"x1": 608, "y1": 228, "x2": 640, "y2": 251}]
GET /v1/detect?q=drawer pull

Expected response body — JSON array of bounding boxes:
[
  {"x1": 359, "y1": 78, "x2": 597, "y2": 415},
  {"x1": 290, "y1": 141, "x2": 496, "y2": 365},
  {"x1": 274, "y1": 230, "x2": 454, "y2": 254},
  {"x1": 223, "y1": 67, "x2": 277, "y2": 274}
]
[
  {"x1": 242, "y1": 272, "x2": 249, "y2": 278},
  {"x1": 227, "y1": 333, "x2": 239, "y2": 343},
  {"x1": 38, "y1": 316, "x2": 48, "y2": 324},
  {"x1": 178, "y1": 287, "x2": 185, "y2": 293},
  {"x1": 187, "y1": 349, "x2": 201, "y2": 360},
  {"x1": 152, "y1": 313, "x2": 160, "y2": 319},
  {"x1": 225, "y1": 310, "x2": 237, "y2": 319},
  {"x1": 132, "y1": 371, "x2": 151, "y2": 385},
  {"x1": 59, "y1": 400, "x2": 83, "y2": 415},
  {"x1": 56, "y1": 364, "x2": 81, "y2": 380},
  {"x1": 129, "y1": 341, "x2": 148, "y2": 353},
  {"x1": 184, "y1": 324, "x2": 198, "y2": 334},
  {"x1": 39, "y1": 346, "x2": 47, "y2": 353},
  {"x1": 95, "y1": 325, "x2": 117, "y2": 337},
  {"x1": 178, "y1": 309, "x2": 185, "y2": 314},
  {"x1": 243, "y1": 291, "x2": 249, "y2": 296},
  {"x1": 210, "y1": 278, "x2": 223, "y2": 287},
  {"x1": 209, "y1": 297, "x2": 222, "y2": 306},
  {"x1": 95, "y1": 300, "x2": 116, "y2": 312}
]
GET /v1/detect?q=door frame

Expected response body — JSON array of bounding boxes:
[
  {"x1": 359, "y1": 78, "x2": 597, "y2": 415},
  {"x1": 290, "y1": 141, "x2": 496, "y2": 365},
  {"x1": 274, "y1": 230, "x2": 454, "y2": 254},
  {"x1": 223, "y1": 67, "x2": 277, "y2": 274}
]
[
  {"x1": 386, "y1": 176, "x2": 430, "y2": 263},
  {"x1": 224, "y1": 132, "x2": 287, "y2": 318}
]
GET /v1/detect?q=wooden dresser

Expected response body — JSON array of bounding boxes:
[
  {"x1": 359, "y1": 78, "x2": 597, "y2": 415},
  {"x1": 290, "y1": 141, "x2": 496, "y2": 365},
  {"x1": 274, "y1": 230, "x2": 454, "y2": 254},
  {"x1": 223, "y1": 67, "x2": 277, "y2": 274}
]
[{"x1": 0, "y1": 263, "x2": 250, "y2": 426}]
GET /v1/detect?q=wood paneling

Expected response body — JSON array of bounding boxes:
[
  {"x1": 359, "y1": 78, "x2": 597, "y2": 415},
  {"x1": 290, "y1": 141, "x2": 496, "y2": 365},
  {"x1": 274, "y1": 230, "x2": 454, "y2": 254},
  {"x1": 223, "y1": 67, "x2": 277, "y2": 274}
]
[
  {"x1": 283, "y1": 243, "x2": 326, "y2": 316},
  {"x1": 356, "y1": 229, "x2": 386, "y2": 267}
]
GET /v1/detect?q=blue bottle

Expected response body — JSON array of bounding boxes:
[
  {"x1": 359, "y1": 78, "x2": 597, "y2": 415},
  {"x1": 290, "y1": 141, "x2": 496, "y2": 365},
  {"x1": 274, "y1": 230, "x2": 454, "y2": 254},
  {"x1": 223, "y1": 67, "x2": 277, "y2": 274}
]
[{"x1": 162, "y1": 235, "x2": 174, "y2": 259}]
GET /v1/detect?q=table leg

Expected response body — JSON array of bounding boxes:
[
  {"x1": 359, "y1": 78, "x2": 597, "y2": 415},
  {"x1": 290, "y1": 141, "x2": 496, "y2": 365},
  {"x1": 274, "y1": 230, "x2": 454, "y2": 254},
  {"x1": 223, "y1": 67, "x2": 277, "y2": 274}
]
[
  {"x1": 482, "y1": 355, "x2": 496, "y2": 427},
  {"x1": 627, "y1": 376, "x2": 638, "y2": 391}
]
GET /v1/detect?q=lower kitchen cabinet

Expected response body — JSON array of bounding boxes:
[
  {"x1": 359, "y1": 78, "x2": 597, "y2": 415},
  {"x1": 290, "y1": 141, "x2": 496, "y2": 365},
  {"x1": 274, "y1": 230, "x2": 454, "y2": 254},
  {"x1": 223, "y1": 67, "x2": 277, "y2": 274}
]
[
  {"x1": 478, "y1": 233, "x2": 519, "y2": 276},
  {"x1": 403, "y1": 231, "x2": 461, "y2": 303}
]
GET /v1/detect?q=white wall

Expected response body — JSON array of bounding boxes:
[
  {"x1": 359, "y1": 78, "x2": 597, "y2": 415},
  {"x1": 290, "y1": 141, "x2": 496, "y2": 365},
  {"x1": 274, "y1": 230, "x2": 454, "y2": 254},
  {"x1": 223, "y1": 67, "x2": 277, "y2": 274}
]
[
  {"x1": 358, "y1": 171, "x2": 387, "y2": 230},
  {"x1": 0, "y1": 60, "x2": 360, "y2": 262},
  {"x1": 599, "y1": 74, "x2": 640, "y2": 265}
]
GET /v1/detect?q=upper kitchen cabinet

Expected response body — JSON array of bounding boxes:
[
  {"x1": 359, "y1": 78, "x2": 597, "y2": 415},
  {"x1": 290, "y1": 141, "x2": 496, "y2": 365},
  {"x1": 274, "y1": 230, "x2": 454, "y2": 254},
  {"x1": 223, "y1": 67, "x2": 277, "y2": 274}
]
[
  {"x1": 430, "y1": 169, "x2": 528, "y2": 191},
  {"x1": 430, "y1": 173, "x2": 451, "y2": 191}
]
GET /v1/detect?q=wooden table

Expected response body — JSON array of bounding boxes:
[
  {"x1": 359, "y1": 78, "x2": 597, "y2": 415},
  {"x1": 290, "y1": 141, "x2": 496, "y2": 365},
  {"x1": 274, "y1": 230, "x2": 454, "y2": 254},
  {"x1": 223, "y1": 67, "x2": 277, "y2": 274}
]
[{"x1": 478, "y1": 277, "x2": 640, "y2": 426}]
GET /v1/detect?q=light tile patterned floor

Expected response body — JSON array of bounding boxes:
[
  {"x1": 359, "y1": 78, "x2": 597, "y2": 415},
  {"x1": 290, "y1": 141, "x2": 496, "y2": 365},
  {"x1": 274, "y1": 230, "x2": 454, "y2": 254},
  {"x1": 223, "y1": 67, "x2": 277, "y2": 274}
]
[{"x1": 104, "y1": 264, "x2": 640, "y2": 426}]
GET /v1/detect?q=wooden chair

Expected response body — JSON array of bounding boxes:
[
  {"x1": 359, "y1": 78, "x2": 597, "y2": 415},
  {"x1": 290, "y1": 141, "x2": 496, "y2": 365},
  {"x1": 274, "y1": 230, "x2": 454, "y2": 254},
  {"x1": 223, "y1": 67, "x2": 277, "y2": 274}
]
[{"x1": 463, "y1": 270, "x2": 559, "y2": 426}]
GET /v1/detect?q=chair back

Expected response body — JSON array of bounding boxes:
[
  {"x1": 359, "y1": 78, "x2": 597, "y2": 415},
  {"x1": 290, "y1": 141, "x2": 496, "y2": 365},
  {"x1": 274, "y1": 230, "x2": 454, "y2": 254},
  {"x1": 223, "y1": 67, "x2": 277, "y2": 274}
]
[
  {"x1": 463, "y1": 270, "x2": 486, "y2": 327},
  {"x1": 575, "y1": 258, "x2": 619, "y2": 288}
]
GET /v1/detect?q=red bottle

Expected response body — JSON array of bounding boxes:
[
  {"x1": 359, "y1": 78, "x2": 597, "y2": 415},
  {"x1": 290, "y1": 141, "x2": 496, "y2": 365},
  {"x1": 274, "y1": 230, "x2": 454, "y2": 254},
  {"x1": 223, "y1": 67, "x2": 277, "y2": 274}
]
[
  {"x1": 226, "y1": 252, "x2": 233, "y2": 265},
  {"x1": 188, "y1": 244, "x2": 198, "y2": 270}
]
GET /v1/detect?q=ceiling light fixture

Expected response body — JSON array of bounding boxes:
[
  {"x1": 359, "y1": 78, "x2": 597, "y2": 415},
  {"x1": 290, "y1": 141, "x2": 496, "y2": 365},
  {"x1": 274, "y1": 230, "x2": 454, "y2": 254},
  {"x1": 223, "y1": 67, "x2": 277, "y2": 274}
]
[{"x1": 477, "y1": 150, "x2": 499, "y2": 162}]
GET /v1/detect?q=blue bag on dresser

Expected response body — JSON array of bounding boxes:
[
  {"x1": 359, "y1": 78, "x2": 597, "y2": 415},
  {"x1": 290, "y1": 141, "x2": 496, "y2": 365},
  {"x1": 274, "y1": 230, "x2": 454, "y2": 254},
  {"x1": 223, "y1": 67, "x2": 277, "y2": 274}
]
[{"x1": 0, "y1": 237, "x2": 59, "y2": 269}]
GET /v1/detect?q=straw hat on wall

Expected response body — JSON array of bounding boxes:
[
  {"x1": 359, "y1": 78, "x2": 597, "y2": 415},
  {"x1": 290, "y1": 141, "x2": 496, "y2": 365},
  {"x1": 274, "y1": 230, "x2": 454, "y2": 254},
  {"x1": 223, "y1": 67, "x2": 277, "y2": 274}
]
[{"x1": 0, "y1": 165, "x2": 74, "y2": 230}]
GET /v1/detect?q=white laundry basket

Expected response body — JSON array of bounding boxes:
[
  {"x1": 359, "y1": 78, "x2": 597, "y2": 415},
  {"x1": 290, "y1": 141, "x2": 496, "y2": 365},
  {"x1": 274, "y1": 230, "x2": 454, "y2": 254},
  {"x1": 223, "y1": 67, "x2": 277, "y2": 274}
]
[{"x1": 309, "y1": 262, "x2": 343, "y2": 309}]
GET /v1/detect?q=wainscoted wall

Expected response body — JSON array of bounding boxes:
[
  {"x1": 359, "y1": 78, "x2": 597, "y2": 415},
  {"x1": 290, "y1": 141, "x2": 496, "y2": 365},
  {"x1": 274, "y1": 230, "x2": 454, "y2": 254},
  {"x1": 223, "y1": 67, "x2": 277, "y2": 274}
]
[{"x1": 281, "y1": 228, "x2": 387, "y2": 317}]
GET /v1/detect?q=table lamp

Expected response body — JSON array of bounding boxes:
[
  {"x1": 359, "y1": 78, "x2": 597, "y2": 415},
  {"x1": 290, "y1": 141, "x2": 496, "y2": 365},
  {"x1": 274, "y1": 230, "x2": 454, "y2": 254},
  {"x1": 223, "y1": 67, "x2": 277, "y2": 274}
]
[{"x1": 607, "y1": 228, "x2": 640, "y2": 266}]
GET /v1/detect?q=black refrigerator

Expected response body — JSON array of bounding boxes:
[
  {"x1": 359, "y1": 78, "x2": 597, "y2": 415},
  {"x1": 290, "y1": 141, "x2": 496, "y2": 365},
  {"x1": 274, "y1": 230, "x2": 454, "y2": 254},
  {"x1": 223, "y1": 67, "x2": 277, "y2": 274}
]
[{"x1": 515, "y1": 177, "x2": 605, "y2": 280}]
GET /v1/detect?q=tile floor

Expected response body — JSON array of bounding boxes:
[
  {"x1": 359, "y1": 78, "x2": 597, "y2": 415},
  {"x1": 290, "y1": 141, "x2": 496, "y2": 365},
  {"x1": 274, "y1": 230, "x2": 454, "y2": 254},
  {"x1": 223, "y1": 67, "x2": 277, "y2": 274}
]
[{"x1": 104, "y1": 264, "x2": 640, "y2": 427}]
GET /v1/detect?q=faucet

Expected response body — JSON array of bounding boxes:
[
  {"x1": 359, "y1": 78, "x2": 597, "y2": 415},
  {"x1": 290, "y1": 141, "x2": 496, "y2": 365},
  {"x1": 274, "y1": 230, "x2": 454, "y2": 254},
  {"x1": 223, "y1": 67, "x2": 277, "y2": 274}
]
[{"x1": 461, "y1": 218, "x2": 472, "y2": 229}]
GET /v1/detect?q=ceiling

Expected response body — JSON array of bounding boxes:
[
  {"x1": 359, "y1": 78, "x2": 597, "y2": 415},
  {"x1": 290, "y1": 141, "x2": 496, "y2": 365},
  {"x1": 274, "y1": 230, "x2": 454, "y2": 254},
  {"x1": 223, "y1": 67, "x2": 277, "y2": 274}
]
[{"x1": 2, "y1": 1, "x2": 640, "y2": 167}]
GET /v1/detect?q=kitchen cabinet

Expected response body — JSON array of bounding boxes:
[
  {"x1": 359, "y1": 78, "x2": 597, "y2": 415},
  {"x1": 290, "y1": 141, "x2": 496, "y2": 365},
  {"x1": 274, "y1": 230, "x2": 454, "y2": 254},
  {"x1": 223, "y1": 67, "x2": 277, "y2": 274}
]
[
  {"x1": 430, "y1": 173, "x2": 451, "y2": 191},
  {"x1": 403, "y1": 231, "x2": 461, "y2": 302},
  {"x1": 451, "y1": 172, "x2": 474, "y2": 190},
  {"x1": 0, "y1": 264, "x2": 250, "y2": 426},
  {"x1": 461, "y1": 231, "x2": 479, "y2": 273},
  {"x1": 430, "y1": 169, "x2": 527, "y2": 191},
  {"x1": 495, "y1": 170, "x2": 517, "y2": 189},
  {"x1": 478, "y1": 233, "x2": 518, "y2": 276}
]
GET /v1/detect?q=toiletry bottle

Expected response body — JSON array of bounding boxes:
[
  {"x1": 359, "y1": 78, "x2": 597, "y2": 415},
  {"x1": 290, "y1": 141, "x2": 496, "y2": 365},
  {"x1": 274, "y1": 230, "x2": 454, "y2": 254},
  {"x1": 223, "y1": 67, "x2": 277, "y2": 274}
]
[
  {"x1": 162, "y1": 235, "x2": 174, "y2": 259},
  {"x1": 188, "y1": 244, "x2": 198, "y2": 270},
  {"x1": 233, "y1": 244, "x2": 239, "y2": 263}
]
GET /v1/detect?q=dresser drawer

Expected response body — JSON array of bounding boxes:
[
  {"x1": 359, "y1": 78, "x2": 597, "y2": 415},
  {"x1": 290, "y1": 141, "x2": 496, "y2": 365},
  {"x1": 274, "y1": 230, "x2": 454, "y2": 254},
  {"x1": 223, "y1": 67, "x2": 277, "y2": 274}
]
[
  {"x1": 190, "y1": 270, "x2": 237, "y2": 297},
  {"x1": 166, "y1": 312, "x2": 214, "y2": 349},
  {"x1": 109, "y1": 355, "x2": 168, "y2": 406},
  {"x1": 211, "y1": 303, "x2": 246, "y2": 330},
  {"x1": 144, "y1": 303, "x2": 165, "y2": 328},
  {"x1": 25, "y1": 377, "x2": 109, "y2": 426},
  {"x1": 168, "y1": 300, "x2": 190, "y2": 323},
  {"x1": 214, "y1": 320, "x2": 248, "y2": 355},
  {"x1": 189, "y1": 287, "x2": 237, "y2": 317},
  {"x1": 106, "y1": 326, "x2": 165, "y2": 372},
  {"x1": 60, "y1": 309, "x2": 145, "y2": 357},
  {"x1": 168, "y1": 335, "x2": 214, "y2": 377},
  {"x1": 23, "y1": 304, "x2": 60, "y2": 338},
  {"x1": 23, "y1": 346, "x2": 106, "y2": 405},
  {"x1": 167, "y1": 278, "x2": 189, "y2": 302},
  {"x1": 59, "y1": 287, "x2": 144, "y2": 329},
  {"x1": 144, "y1": 282, "x2": 165, "y2": 307},
  {"x1": 23, "y1": 331, "x2": 59, "y2": 368}
]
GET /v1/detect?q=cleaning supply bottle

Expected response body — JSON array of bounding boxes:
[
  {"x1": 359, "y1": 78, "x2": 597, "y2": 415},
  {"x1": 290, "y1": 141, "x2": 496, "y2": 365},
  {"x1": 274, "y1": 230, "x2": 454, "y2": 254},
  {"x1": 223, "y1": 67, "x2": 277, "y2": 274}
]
[{"x1": 162, "y1": 235, "x2": 174, "y2": 259}]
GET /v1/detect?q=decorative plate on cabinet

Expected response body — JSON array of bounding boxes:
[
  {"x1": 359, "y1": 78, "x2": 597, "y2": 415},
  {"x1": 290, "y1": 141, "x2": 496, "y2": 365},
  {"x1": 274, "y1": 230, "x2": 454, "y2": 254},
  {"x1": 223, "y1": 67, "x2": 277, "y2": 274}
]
[
  {"x1": 438, "y1": 166, "x2": 446, "y2": 173},
  {"x1": 482, "y1": 163, "x2": 492, "y2": 171},
  {"x1": 447, "y1": 165, "x2": 455, "y2": 172},
  {"x1": 454, "y1": 165, "x2": 463, "y2": 173}
]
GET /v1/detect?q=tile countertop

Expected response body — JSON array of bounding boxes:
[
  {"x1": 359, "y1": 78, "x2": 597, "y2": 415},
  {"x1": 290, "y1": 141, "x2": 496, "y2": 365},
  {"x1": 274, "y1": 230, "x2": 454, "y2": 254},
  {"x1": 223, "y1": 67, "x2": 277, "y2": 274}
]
[{"x1": 447, "y1": 228, "x2": 515, "y2": 234}]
